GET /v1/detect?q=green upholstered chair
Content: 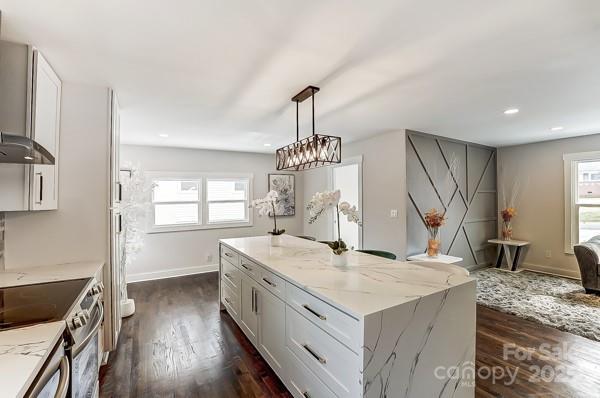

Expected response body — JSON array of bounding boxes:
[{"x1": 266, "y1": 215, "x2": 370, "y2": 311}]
[{"x1": 356, "y1": 250, "x2": 397, "y2": 260}]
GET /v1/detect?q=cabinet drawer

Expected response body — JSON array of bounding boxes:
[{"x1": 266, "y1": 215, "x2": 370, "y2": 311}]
[
  {"x1": 221, "y1": 281, "x2": 240, "y2": 321},
  {"x1": 286, "y1": 348, "x2": 337, "y2": 398},
  {"x1": 221, "y1": 260, "x2": 241, "y2": 291},
  {"x1": 286, "y1": 282, "x2": 360, "y2": 353},
  {"x1": 259, "y1": 267, "x2": 285, "y2": 299},
  {"x1": 286, "y1": 307, "x2": 358, "y2": 398},
  {"x1": 220, "y1": 245, "x2": 239, "y2": 266},
  {"x1": 239, "y1": 256, "x2": 261, "y2": 280}
]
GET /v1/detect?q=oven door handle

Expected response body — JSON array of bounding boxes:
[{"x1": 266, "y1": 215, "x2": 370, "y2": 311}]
[
  {"x1": 73, "y1": 301, "x2": 104, "y2": 357},
  {"x1": 54, "y1": 356, "x2": 70, "y2": 398}
]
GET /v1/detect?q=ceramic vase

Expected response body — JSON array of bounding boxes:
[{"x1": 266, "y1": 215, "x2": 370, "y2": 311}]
[
  {"x1": 330, "y1": 251, "x2": 348, "y2": 266},
  {"x1": 270, "y1": 234, "x2": 282, "y2": 247}
]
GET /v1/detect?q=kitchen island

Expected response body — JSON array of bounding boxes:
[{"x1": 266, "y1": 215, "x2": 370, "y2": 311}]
[{"x1": 219, "y1": 235, "x2": 476, "y2": 398}]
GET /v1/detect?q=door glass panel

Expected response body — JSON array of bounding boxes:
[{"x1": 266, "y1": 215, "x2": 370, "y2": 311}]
[{"x1": 333, "y1": 163, "x2": 360, "y2": 249}]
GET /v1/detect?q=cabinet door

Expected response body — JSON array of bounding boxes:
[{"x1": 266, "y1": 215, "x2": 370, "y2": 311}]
[
  {"x1": 30, "y1": 50, "x2": 61, "y2": 211},
  {"x1": 239, "y1": 274, "x2": 259, "y2": 346},
  {"x1": 257, "y1": 285, "x2": 287, "y2": 378}
]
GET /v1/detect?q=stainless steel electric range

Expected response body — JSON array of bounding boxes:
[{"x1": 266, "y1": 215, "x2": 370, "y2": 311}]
[{"x1": 0, "y1": 277, "x2": 104, "y2": 398}]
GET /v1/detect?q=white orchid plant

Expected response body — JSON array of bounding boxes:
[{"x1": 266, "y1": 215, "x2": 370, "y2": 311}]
[
  {"x1": 306, "y1": 190, "x2": 360, "y2": 255},
  {"x1": 251, "y1": 190, "x2": 285, "y2": 236}
]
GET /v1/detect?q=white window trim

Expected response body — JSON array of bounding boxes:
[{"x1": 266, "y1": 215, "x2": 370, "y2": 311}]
[
  {"x1": 563, "y1": 151, "x2": 600, "y2": 254},
  {"x1": 146, "y1": 171, "x2": 254, "y2": 234}
]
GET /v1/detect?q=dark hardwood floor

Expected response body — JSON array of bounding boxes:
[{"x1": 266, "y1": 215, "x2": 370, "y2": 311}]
[
  {"x1": 100, "y1": 272, "x2": 600, "y2": 398},
  {"x1": 99, "y1": 273, "x2": 291, "y2": 398}
]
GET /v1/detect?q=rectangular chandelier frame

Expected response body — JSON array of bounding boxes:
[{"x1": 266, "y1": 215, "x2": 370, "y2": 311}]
[
  {"x1": 276, "y1": 134, "x2": 341, "y2": 171},
  {"x1": 275, "y1": 85, "x2": 342, "y2": 171}
]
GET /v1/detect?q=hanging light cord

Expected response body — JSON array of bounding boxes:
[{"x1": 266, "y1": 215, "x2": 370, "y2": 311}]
[{"x1": 312, "y1": 89, "x2": 315, "y2": 135}]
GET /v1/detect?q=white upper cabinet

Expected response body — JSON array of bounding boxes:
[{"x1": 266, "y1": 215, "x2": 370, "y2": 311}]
[
  {"x1": 30, "y1": 50, "x2": 61, "y2": 210},
  {"x1": 0, "y1": 41, "x2": 61, "y2": 211}
]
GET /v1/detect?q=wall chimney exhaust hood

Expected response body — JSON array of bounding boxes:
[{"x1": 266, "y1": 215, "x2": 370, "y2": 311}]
[{"x1": 0, "y1": 132, "x2": 55, "y2": 165}]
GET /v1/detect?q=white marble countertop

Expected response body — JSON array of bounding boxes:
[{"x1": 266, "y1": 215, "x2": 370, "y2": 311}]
[
  {"x1": 0, "y1": 261, "x2": 104, "y2": 288},
  {"x1": 0, "y1": 322, "x2": 66, "y2": 398},
  {"x1": 220, "y1": 235, "x2": 474, "y2": 318}
]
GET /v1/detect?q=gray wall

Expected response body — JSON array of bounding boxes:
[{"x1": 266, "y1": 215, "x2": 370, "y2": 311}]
[
  {"x1": 303, "y1": 130, "x2": 407, "y2": 258},
  {"x1": 5, "y1": 83, "x2": 111, "y2": 269},
  {"x1": 496, "y1": 134, "x2": 600, "y2": 279},
  {"x1": 121, "y1": 144, "x2": 305, "y2": 281},
  {"x1": 406, "y1": 130, "x2": 497, "y2": 269}
]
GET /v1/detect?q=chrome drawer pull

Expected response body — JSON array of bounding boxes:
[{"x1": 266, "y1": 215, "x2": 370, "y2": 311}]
[
  {"x1": 262, "y1": 277, "x2": 276, "y2": 287},
  {"x1": 224, "y1": 252, "x2": 233, "y2": 258},
  {"x1": 241, "y1": 263, "x2": 253, "y2": 271},
  {"x1": 303, "y1": 392, "x2": 311, "y2": 398},
  {"x1": 224, "y1": 272, "x2": 233, "y2": 279},
  {"x1": 302, "y1": 304, "x2": 326, "y2": 321},
  {"x1": 302, "y1": 344, "x2": 327, "y2": 364}
]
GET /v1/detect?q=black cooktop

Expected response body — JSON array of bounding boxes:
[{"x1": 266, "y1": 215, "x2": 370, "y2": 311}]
[{"x1": 0, "y1": 278, "x2": 91, "y2": 330}]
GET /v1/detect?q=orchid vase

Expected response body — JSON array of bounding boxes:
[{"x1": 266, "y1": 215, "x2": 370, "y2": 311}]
[
  {"x1": 330, "y1": 251, "x2": 347, "y2": 267},
  {"x1": 270, "y1": 234, "x2": 282, "y2": 247}
]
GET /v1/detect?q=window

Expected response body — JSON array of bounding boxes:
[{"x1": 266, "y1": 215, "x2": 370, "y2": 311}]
[
  {"x1": 147, "y1": 172, "x2": 252, "y2": 233},
  {"x1": 564, "y1": 152, "x2": 600, "y2": 253},
  {"x1": 206, "y1": 179, "x2": 249, "y2": 224}
]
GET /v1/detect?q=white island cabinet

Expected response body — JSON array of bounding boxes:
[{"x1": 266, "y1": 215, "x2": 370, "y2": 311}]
[{"x1": 219, "y1": 235, "x2": 476, "y2": 398}]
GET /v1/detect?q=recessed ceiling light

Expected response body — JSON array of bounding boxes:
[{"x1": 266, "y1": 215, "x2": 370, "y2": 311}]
[
  {"x1": 504, "y1": 108, "x2": 519, "y2": 115},
  {"x1": 263, "y1": 143, "x2": 272, "y2": 147},
  {"x1": 159, "y1": 134, "x2": 169, "y2": 138},
  {"x1": 24, "y1": 156, "x2": 33, "y2": 160},
  {"x1": 551, "y1": 126, "x2": 564, "y2": 131}
]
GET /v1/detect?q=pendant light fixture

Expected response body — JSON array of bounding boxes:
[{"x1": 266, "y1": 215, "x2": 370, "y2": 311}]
[{"x1": 275, "y1": 86, "x2": 341, "y2": 171}]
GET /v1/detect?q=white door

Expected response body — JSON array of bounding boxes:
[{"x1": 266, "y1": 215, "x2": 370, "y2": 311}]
[
  {"x1": 257, "y1": 286, "x2": 286, "y2": 378},
  {"x1": 331, "y1": 158, "x2": 363, "y2": 249},
  {"x1": 31, "y1": 50, "x2": 61, "y2": 211},
  {"x1": 239, "y1": 274, "x2": 259, "y2": 346}
]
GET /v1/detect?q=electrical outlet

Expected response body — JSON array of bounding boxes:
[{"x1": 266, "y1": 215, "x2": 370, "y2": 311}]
[
  {"x1": 390, "y1": 209, "x2": 398, "y2": 218},
  {"x1": 206, "y1": 254, "x2": 213, "y2": 263},
  {"x1": 545, "y1": 250, "x2": 552, "y2": 259}
]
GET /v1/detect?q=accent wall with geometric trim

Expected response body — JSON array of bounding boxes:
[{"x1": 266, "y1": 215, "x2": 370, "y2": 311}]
[{"x1": 406, "y1": 130, "x2": 497, "y2": 270}]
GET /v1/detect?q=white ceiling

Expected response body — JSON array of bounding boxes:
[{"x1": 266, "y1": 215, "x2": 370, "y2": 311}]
[{"x1": 1, "y1": 0, "x2": 600, "y2": 152}]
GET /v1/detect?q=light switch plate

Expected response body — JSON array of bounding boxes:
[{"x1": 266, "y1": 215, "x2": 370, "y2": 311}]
[{"x1": 390, "y1": 209, "x2": 398, "y2": 218}]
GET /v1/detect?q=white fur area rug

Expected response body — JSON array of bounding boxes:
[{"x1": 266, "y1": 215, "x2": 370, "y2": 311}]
[{"x1": 473, "y1": 268, "x2": 600, "y2": 341}]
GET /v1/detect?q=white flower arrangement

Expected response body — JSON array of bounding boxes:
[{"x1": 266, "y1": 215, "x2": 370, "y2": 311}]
[
  {"x1": 251, "y1": 190, "x2": 285, "y2": 235},
  {"x1": 306, "y1": 189, "x2": 360, "y2": 255}
]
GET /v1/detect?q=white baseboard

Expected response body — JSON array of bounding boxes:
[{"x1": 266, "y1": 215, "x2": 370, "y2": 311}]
[
  {"x1": 520, "y1": 262, "x2": 581, "y2": 280},
  {"x1": 126, "y1": 264, "x2": 218, "y2": 283}
]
